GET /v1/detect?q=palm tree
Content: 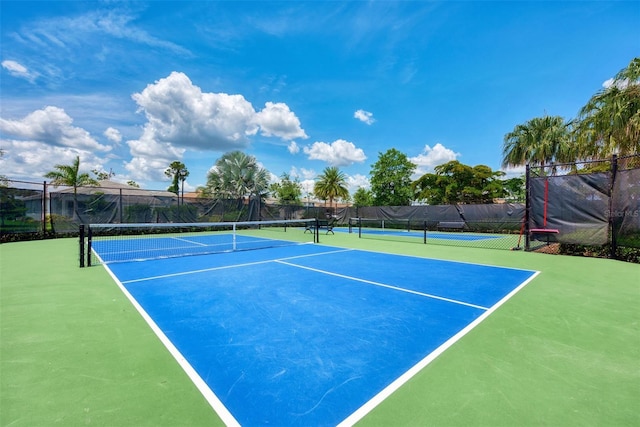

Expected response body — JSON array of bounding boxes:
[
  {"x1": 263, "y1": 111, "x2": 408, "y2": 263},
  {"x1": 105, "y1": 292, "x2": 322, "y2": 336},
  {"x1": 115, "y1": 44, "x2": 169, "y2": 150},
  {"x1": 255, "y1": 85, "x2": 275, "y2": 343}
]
[
  {"x1": 165, "y1": 161, "x2": 189, "y2": 203},
  {"x1": 206, "y1": 151, "x2": 269, "y2": 200},
  {"x1": 502, "y1": 115, "x2": 573, "y2": 169},
  {"x1": 575, "y1": 57, "x2": 640, "y2": 159},
  {"x1": 44, "y1": 155, "x2": 98, "y2": 220},
  {"x1": 314, "y1": 166, "x2": 349, "y2": 212}
]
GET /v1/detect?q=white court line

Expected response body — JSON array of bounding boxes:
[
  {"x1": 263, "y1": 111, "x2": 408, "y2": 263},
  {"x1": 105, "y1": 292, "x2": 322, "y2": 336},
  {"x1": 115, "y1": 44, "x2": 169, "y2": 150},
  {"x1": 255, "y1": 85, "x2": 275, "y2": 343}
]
[
  {"x1": 275, "y1": 260, "x2": 490, "y2": 311},
  {"x1": 121, "y1": 248, "x2": 354, "y2": 284},
  {"x1": 171, "y1": 236, "x2": 209, "y2": 246},
  {"x1": 100, "y1": 263, "x2": 241, "y2": 427},
  {"x1": 336, "y1": 270, "x2": 540, "y2": 427}
]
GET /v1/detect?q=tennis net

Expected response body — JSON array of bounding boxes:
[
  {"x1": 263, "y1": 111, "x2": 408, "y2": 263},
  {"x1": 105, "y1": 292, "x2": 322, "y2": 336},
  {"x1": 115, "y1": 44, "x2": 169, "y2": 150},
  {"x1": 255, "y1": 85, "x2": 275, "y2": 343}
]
[{"x1": 81, "y1": 219, "x2": 318, "y2": 266}]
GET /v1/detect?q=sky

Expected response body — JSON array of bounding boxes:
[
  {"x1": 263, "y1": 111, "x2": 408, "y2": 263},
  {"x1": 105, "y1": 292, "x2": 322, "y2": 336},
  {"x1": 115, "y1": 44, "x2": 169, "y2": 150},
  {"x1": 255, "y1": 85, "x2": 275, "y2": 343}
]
[{"x1": 1, "y1": 1, "x2": 638, "y2": 195}]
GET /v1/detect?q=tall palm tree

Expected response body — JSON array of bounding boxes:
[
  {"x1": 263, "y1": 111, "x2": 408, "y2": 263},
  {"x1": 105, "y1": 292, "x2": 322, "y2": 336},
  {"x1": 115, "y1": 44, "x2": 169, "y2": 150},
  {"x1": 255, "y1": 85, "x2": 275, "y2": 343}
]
[
  {"x1": 575, "y1": 57, "x2": 640, "y2": 159},
  {"x1": 165, "y1": 161, "x2": 189, "y2": 203},
  {"x1": 502, "y1": 115, "x2": 573, "y2": 169},
  {"x1": 206, "y1": 151, "x2": 269, "y2": 200},
  {"x1": 314, "y1": 166, "x2": 349, "y2": 212},
  {"x1": 44, "y1": 155, "x2": 98, "y2": 220}
]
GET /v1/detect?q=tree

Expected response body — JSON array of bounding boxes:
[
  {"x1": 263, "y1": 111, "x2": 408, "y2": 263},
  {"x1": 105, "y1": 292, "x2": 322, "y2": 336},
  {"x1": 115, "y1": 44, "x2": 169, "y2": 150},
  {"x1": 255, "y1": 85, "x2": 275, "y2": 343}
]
[
  {"x1": 502, "y1": 176, "x2": 526, "y2": 202},
  {"x1": 270, "y1": 173, "x2": 303, "y2": 219},
  {"x1": 413, "y1": 161, "x2": 505, "y2": 204},
  {"x1": 314, "y1": 166, "x2": 349, "y2": 212},
  {"x1": 370, "y1": 148, "x2": 416, "y2": 206},
  {"x1": 44, "y1": 155, "x2": 98, "y2": 220},
  {"x1": 205, "y1": 151, "x2": 269, "y2": 200},
  {"x1": 352, "y1": 187, "x2": 374, "y2": 208},
  {"x1": 92, "y1": 168, "x2": 115, "y2": 181},
  {"x1": 165, "y1": 161, "x2": 189, "y2": 202},
  {"x1": 269, "y1": 173, "x2": 303, "y2": 206},
  {"x1": 502, "y1": 115, "x2": 573, "y2": 169},
  {"x1": 575, "y1": 57, "x2": 640, "y2": 159}
]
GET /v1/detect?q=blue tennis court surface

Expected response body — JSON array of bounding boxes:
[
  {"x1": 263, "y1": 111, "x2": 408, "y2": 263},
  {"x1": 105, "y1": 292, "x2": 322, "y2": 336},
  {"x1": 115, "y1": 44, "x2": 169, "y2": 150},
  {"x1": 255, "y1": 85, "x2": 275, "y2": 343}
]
[{"x1": 100, "y1": 241, "x2": 537, "y2": 426}]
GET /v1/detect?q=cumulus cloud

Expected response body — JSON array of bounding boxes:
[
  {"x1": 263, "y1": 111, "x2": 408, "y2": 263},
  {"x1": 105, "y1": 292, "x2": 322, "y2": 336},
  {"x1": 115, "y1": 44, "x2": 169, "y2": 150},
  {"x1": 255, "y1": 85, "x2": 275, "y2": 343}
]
[
  {"x1": 131, "y1": 72, "x2": 307, "y2": 151},
  {"x1": 124, "y1": 135, "x2": 186, "y2": 181},
  {"x1": 354, "y1": 109, "x2": 375, "y2": 125},
  {"x1": 303, "y1": 139, "x2": 367, "y2": 166},
  {"x1": 131, "y1": 72, "x2": 259, "y2": 151},
  {"x1": 410, "y1": 143, "x2": 459, "y2": 175},
  {"x1": 347, "y1": 174, "x2": 371, "y2": 191},
  {"x1": 126, "y1": 72, "x2": 308, "y2": 181},
  {"x1": 0, "y1": 139, "x2": 106, "y2": 180},
  {"x1": 1, "y1": 60, "x2": 37, "y2": 82},
  {"x1": 104, "y1": 127, "x2": 122, "y2": 144},
  {"x1": 288, "y1": 141, "x2": 300, "y2": 154},
  {"x1": 255, "y1": 102, "x2": 308, "y2": 140},
  {"x1": 603, "y1": 77, "x2": 631, "y2": 90},
  {"x1": 0, "y1": 106, "x2": 111, "y2": 152}
]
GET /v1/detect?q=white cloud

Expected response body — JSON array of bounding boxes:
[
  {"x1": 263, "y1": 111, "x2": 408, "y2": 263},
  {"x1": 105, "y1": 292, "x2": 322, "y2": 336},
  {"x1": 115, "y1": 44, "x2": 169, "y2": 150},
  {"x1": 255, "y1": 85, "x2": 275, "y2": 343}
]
[
  {"x1": 255, "y1": 102, "x2": 308, "y2": 140},
  {"x1": 1, "y1": 60, "x2": 37, "y2": 82},
  {"x1": 124, "y1": 134, "x2": 186, "y2": 181},
  {"x1": 126, "y1": 72, "x2": 310, "y2": 182},
  {"x1": 603, "y1": 77, "x2": 631, "y2": 90},
  {"x1": 0, "y1": 106, "x2": 111, "y2": 152},
  {"x1": 354, "y1": 109, "x2": 375, "y2": 125},
  {"x1": 303, "y1": 139, "x2": 367, "y2": 166},
  {"x1": 410, "y1": 143, "x2": 459, "y2": 176},
  {"x1": 347, "y1": 174, "x2": 370, "y2": 192},
  {"x1": 0, "y1": 138, "x2": 106, "y2": 181},
  {"x1": 500, "y1": 164, "x2": 526, "y2": 179},
  {"x1": 132, "y1": 72, "x2": 259, "y2": 151},
  {"x1": 104, "y1": 127, "x2": 122, "y2": 144},
  {"x1": 288, "y1": 141, "x2": 300, "y2": 154}
]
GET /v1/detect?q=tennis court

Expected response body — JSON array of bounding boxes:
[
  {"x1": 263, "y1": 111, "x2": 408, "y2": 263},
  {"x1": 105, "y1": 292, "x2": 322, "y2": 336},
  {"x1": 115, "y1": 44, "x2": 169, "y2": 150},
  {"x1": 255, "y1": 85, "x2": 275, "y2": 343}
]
[
  {"x1": 2, "y1": 231, "x2": 639, "y2": 427},
  {"x1": 92, "y1": 228, "x2": 537, "y2": 426}
]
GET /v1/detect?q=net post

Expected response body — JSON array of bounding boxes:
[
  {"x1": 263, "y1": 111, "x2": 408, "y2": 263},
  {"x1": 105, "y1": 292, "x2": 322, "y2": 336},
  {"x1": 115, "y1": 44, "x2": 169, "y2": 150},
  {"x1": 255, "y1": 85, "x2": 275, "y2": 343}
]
[
  {"x1": 423, "y1": 220, "x2": 427, "y2": 244},
  {"x1": 79, "y1": 225, "x2": 85, "y2": 268},
  {"x1": 358, "y1": 217, "x2": 362, "y2": 238},
  {"x1": 87, "y1": 225, "x2": 93, "y2": 267},
  {"x1": 315, "y1": 218, "x2": 319, "y2": 243},
  {"x1": 233, "y1": 223, "x2": 237, "y2": 250}
]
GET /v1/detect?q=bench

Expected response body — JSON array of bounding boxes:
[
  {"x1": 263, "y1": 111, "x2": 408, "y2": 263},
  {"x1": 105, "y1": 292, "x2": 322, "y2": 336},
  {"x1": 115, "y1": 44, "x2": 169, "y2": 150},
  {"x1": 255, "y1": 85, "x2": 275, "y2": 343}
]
[
  {"x1": 529, "y1": 228, "x2": 559, "y2": 245},
  {"x1": 304, "y1": 219, "x2": 334, "y2": 235},
  {"x1": 437, "y1": 221, "x2": 466, "y2": 231}
]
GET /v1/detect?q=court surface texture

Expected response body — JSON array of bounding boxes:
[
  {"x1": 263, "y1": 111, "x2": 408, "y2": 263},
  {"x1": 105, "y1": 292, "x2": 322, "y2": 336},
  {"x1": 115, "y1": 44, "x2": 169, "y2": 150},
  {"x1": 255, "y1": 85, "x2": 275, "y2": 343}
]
[{"x1": 99, "y1": 241, "x2": 538, "y2": 426}]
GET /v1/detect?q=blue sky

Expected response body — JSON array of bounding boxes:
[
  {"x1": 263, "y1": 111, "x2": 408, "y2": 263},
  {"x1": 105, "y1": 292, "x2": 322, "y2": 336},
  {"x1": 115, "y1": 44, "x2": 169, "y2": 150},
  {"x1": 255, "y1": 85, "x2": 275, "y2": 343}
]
[{"x1": 1, "y1": 1, "x2": 638, "y2": 194}]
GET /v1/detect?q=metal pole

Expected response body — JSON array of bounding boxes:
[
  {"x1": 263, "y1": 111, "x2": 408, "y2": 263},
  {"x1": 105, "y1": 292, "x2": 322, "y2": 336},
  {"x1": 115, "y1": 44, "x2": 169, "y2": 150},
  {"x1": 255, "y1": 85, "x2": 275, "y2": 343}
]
[
  {"x1": 609, "y1": 154, "x2": 618, "y2": 259},
  {"x1": 524, "y1": 164, "x2": 531, "y2": 251},
  {"x1": 79, "y1": 224, "x2": 85, "y2": 268}
]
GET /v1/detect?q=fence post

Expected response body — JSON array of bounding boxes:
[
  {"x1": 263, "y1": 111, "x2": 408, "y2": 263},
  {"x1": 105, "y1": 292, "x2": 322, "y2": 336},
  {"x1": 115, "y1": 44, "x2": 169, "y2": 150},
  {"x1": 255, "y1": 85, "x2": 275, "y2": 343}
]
[
  {"x1": 609, "y1": 154, "x2": 618, "y2": 259},
  {"x1": 524, "y1": 164, "x2": 531, "y2": 251},
  {"x1": 79, "y1": 225, "x2": 85, "y2": 268},
  {"x1": 42, "y1": 181, "x2": 47, "y2": 234}
]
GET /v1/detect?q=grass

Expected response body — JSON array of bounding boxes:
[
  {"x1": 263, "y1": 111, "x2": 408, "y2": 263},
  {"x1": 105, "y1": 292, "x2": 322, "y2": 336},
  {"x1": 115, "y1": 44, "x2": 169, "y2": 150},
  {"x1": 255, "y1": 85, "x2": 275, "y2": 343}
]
[{"x1": 1, "y1": 234, "x2": 639, "y2": 426}]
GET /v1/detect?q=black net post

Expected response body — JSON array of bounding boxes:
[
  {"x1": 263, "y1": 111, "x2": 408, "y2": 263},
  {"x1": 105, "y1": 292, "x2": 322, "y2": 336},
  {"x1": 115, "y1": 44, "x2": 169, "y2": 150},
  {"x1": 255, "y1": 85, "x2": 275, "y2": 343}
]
[
  {"x1": 609, "y1": 154, "x2": 618, "y2": 259},
  {"x1": 42, "y1": 181, "x2": 47, "y2": 234},
  {"x1": 358, "y1": 217, "x2": 362, "y2": 238},
  {"x1": 79, "y1": 225, "x2": 85, "y2": 268},
  {"x1": 87, "y1": 225, "x2": 93, "y2": 267},
  {"x1": 423, "y1": 220, "x2": 427, "y2": 244}
]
